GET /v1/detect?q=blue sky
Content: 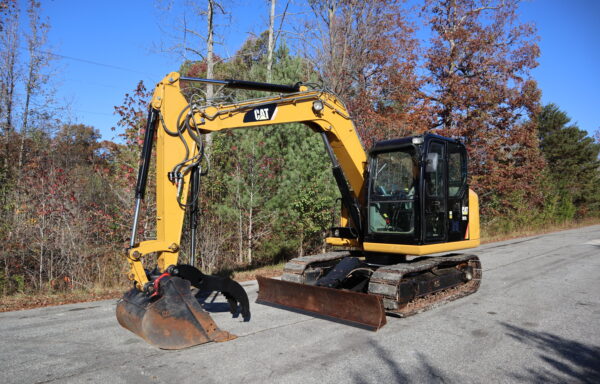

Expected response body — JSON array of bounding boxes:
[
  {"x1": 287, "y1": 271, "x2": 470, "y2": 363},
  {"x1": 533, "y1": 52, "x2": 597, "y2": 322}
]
[{"x1": 36, "y1": 0, "x2": 600, "y2": 141}]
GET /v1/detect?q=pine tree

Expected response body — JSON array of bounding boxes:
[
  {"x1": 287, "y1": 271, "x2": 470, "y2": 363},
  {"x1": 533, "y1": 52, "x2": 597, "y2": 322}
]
[{"x1": 538, "y1": 104, "x2": 600, "y2": 216}]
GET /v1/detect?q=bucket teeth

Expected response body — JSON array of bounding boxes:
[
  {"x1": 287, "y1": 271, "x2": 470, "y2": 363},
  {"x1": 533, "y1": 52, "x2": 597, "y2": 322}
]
[{"x1": 116, "y1": 276, "x2": 235, "y2": 350}]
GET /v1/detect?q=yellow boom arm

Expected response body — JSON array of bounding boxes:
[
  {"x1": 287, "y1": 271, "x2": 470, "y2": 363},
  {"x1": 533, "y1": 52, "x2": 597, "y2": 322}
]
[{"x1": 126, "y1": 72, "x2": 366, "y2": 289}]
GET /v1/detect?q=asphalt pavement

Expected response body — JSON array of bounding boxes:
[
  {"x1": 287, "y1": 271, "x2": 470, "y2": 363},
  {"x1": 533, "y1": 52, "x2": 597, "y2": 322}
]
[{"x1": 1, "y1": 225, "x2": 599, "y2": 383}]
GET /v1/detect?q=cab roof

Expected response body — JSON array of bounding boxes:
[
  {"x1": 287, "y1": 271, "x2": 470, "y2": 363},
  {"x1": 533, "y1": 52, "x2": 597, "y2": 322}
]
[{"x1": 369, "y1": 133, "x2": 463, "y2": 154}]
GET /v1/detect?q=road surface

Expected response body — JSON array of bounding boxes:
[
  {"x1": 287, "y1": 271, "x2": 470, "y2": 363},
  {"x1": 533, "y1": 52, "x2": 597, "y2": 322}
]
[{"x1": 1, "y1": 225, "x2": 599, "y2": 383}]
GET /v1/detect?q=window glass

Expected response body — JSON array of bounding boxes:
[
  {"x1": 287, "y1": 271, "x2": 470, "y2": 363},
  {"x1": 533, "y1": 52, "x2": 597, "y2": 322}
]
[
  {"x1": 369, "y1": 148, "x2": 417, "y2": 235},
  {"x1": 426, "y1": 142, "x2": 444, "y2": 197},
  {"x1": 425, "y1": 141, "x2": 446, "y2": 241},
  {"x1": 371, "y1": 151, "x2": 417, "y2": 199},
  {"x1": 448, "y1": 143, "x2": 466, "y2": 198}
]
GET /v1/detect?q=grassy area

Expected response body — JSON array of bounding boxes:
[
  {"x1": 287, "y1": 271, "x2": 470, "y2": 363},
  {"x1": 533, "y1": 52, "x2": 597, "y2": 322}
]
[
  {"x1": 481, "y1": 217, "x2": 600, "y2": 244},
  {"x1": 2, "y1": 219, "x2": 598, "y2": 313},
  {"x1": 231, "y1": 261, "x2": 287, "y2": 282},
  {"x1": 0, "y1": 288, "x2": 123, "y2": 313},
  {"x1": 0, "y1": 263, "x2": 288, "y2": 313}
]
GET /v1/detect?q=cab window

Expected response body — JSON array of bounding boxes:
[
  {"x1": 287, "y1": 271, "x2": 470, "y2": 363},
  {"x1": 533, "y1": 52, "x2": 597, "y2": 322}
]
[
  {"x1": 368, "y1": 147, "x2": 418, "y2": 235},
  {"x1": 371, "y1": 151, "x2": 416, "y2": 199},
  {"x1": 448, "y1": 143, "x2": 467, "y2": 198}
]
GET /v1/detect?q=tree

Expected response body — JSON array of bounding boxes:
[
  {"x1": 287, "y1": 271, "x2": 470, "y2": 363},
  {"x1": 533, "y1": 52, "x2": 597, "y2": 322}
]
[
  {"x1": 54, "y1": 124, "x2": 101, "y2": 166},
  {"x1": 266, "y1": 0, "x2": 276, "y2": 82},
  {"x1": 112, "y1": 81, "x2": 157, "y2": 245},
  {"x1": 177, "y1": 37, "x2": 337, "y2": 266},
  {"x1": 537, "y1": 103, "x2": 600, "y2": 217},
  {"x1": 0, "y1": 0, "x2": 18, "y2": 173},
  {"x1": 300, "y1": 0, "x2": 424, "y2": 146},
  {"x1": 0, "y1": 118, "x2": 129, "y2": 293},
  {"x1": 18, "y1": 0, "x2": 53, "y2": 170},
  {"x1": 423, "y1": 0, "x2": 544, "y2": 220},
  {"x1": 266, "y1": 0, "x2": 290, "y2": 82},
  {"x1": 0, "y1": 0, "x2": 16, "y2": 32},
  {"x1": 156, "y1": 0, "x2": 230, "y2": 157}
]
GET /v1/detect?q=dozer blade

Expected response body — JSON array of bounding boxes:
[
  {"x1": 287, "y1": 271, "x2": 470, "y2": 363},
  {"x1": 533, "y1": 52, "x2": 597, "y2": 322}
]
[
  {"x1": 256, "y1": 276, "x2": 386, "y2": 330},
  {"x1": 116, "y1": 276, "x2": 235, "y2": 350}
]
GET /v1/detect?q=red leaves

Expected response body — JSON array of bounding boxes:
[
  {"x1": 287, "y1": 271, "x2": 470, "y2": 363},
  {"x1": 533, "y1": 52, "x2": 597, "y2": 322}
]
[
  {"x1": 423, "y1": 0, "x2": 544, "y2": 220},
  {"x1": 113, "y1": 81, "x2": 152, "y2": 147},
  {"x1": 307, "y1": 0, "x2": 427, "y2": 145}
]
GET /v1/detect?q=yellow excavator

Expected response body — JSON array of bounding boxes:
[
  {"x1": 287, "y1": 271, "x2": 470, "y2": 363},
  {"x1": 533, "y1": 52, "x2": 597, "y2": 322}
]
[{"x1": 116, "y1": 72, "x2": 482, "y2": 349}]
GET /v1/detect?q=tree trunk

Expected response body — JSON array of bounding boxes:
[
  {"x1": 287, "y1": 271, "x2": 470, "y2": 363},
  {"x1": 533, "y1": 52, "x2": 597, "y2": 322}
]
[
  {"x1": 18, "y1": 59, "x2": 34, "y2": 171},
  {"x1": 38, "y1": 237, "x2": 44, "y2": 291},
  {"x1": 49, "y1": 249, "x2": 53, "y2": 283},
  {"x1": 236, "y1": 163, "x2": 244, "y2": 264},
  {"x1": 205, "y1": 0, "x2": 215, "y2": 157},
  {"x1": 1, "y1": 15, "x2": 19, "y2": 174},
  {"x1": 326, "y1": 2, "x2": 336, "y2": 91},
  {"x1": 266, "y1": 0, "x2": 276, "y2": 82},
  {"x1": 298, "y1": 229, "x2": 304, "y2": 257},
  {"x1": 246, "y1": 144, "x2": 256, "y2": 265},
  {"x1": 2, "y1": 257, "x2": 8, "y2": 296},
  {"x1": 247, "y1": 190, "x2": 253, "y2": 265},
  {"x1": 19, "y1": 1, "x2": 45, "y2": 171}
]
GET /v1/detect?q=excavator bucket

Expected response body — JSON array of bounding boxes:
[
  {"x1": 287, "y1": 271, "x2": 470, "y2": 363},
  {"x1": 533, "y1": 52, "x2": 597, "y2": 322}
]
[
  {"x1": 256, "y1": 276, "x2": 387, "y2": 330},
  {"x1": 116, "y1": 276, "x2": 235, "y2": 350}
]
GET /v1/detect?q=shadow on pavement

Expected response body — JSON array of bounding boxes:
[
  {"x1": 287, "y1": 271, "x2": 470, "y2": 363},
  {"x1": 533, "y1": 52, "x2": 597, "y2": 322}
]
[
  {"x1": 502, "y1": 322, "x2": 600, "y2": 383},
  {"x1": 194, "y1": 290, "x2": 237, "y2": 315},
  {"x1": 352, "y1": 340, "x2": 450, "y2": 383}
]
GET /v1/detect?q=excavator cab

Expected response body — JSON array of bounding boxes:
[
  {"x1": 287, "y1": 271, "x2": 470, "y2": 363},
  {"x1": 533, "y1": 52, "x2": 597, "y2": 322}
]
[
  {"x1": 261, "y1": 133, "x2": 479, "y2": 329},
  {"x1": 366, "y1": 134, "x2": 470, "y2": 247}
]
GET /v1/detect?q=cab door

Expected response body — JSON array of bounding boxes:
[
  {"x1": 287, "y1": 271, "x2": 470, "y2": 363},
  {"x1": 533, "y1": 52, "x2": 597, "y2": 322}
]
[
  {"x1": 447, "y1": 142, "x2": 469, "y2": 241},
  {"x1": 423, "y1": 140, "x2": 447, "y2": 243}
]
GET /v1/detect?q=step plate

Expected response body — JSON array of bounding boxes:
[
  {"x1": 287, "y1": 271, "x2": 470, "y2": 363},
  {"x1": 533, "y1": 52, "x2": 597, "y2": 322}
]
[{"x1": 256, "y1": 276, "x2": 386, "y2": 330}]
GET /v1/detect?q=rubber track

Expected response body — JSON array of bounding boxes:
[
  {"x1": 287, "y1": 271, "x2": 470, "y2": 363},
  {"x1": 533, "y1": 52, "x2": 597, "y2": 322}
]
[
  {"x1": 368, "y1": 254, "x2": 482, "y2": 317},
  {"x1": 281, "y1": 251, "x2": 350, "y2": 284},
  {"x1": 281, "y1": 252, "x2": 482, "y2": 318}
]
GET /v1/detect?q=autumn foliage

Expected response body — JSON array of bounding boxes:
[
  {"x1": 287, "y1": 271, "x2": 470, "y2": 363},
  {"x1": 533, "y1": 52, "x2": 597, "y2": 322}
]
[{"x1": 422, "y1": 0, "x2": 546, "y2": 221}]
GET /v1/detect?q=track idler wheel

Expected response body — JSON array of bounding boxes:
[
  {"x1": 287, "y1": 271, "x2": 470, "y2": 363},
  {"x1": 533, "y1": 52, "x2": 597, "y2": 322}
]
[{"x1": 116, "y1": 267, "x2": 250, "y2": 350}]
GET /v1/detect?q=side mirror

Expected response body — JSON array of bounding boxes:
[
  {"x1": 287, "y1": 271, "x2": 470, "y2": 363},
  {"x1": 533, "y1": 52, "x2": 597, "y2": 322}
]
[{"x1": 426, "y1": 153, "x2": 439, "y2": 173}]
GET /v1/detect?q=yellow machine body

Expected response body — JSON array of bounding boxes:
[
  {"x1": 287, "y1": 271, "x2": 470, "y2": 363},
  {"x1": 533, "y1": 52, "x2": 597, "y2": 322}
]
[
  {"x1": 118, "y1": 72, "x2": 481, "y2": 347},
  {"x1": 125, "y1": 72, "x2": 480, "y2": 287}
]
